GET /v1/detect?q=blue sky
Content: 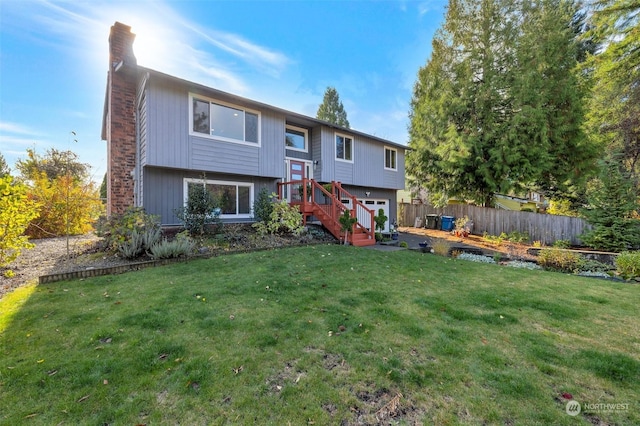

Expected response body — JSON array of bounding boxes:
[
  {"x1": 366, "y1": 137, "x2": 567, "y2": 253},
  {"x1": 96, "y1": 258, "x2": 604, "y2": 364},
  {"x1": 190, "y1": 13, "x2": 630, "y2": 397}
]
[{"x1": 0, "y1": 0, "x2": 446, "y2": 182}]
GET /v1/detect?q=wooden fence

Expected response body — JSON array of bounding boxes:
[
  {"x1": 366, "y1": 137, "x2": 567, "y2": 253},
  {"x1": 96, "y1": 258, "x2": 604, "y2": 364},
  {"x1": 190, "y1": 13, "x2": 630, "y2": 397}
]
[{"x1": 398, "y1": 203, "x2": 590, "y2": 245}]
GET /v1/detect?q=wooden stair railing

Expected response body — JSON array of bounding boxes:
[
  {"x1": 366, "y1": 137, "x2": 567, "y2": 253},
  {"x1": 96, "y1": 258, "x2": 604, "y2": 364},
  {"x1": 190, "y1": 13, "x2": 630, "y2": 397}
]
[{"x1": 277, "y1": 179, "x2": 375, "y2": 246}]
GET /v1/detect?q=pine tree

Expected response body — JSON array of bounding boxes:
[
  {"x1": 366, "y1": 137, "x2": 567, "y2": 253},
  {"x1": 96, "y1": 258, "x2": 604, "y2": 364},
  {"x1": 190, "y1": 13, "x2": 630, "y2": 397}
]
[{"x1": 316, "y1": 87, "x2": 350, "y2": 128}]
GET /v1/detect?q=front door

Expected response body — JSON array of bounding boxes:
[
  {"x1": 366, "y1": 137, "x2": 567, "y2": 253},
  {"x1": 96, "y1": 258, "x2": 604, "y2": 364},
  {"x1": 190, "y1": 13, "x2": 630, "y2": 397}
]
[{"x1": 289, "y1": 160, "x2": 306, "y2": 201}]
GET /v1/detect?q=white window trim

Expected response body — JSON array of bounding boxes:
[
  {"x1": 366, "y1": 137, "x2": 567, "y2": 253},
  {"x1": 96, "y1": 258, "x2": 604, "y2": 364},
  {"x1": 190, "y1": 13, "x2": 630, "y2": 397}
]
[
  {"x1": 335, "y1": 132, "x2": 354, "y2": 163},
  {"x1": 189, "y1": 93, "x2": 261, "y2": 147},
  {"x1": 285, "y1": 125, "x2": 309, "y2": 153},
  {"x1": 184, "y1": 178, "x2": 254, "y2": 219},
  {"x1": 384, "y1": 146, "x2": 398, "y2": 171}
]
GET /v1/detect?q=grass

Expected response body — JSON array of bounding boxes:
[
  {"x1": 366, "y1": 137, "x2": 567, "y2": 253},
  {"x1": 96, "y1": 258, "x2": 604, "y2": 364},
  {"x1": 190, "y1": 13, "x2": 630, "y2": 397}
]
[{"x1": 1, "y1": 245, "x2": 639, "y2": 425}]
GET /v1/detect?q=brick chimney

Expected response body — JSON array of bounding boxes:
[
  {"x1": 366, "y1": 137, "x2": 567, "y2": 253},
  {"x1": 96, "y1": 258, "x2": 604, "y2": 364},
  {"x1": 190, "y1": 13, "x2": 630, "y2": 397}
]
[{"x1": 104, "y1": 22, "x2": 137, "y2": 216}]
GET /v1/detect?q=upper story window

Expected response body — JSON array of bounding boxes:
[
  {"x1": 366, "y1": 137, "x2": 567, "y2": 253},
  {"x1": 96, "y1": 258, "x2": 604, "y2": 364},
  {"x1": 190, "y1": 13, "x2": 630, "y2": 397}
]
[
  {"x1": 191, "y1": 94, "x2": 260, "y2": 145},
  {"x1": 285, "y1": 125, "x2": 308, "y2": 152},
  {"x1": 385, "y1": 147, "x2": 397, "y2": 170},
  {"x1": 335, "y1": 133, "x2": 353, "y2": 162}
]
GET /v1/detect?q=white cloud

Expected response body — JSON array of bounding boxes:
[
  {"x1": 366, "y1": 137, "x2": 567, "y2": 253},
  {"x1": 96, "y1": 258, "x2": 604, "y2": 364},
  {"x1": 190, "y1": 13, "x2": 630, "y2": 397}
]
[{"x1": 0, "y1": 122, "x2": 42, "y2": 136}]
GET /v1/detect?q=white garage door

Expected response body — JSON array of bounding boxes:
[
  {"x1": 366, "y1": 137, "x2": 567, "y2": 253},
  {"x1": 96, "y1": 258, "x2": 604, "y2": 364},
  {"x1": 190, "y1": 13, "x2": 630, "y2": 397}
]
[{"x1": 342, "y1": 198, "x2": 390, "y2": 232}]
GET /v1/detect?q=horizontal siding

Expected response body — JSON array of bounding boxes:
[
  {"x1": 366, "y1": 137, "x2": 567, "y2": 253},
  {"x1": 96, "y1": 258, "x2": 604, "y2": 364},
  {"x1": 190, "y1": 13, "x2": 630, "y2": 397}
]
[
  {"x1": 191, "y1": 137, "x2": 260, "y2": 175},
  {"x1": 319, "y1": 126, "x2": 405, "y2": 189},
  {"x1": 143, "y1": 167, "x2": 279, "y2": 225},
  {"x1": 144, "y1": 75, "x2": 285, "y2": 178}
]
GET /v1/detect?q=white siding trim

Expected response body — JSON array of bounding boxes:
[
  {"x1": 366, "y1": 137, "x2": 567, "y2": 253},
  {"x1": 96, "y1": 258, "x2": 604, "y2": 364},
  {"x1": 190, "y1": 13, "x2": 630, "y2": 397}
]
[
  {"x1": 335, "y1": 131, "x2": 354, "y2": 163},
  {"x1": 285, "y1": 124, "x2": 309, "y2": 153},
  {"x1": 184, "y1": 177, "x2": 254, "y2": 219},
  {"x1": 188, "y1": 93, "x2": 262, "y2": 147}
]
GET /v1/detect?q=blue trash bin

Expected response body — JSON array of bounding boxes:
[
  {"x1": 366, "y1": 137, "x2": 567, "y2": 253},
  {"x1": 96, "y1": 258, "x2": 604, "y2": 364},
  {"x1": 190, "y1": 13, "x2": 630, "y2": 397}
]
[{"x1": 440, "y1": 215, "x2": 455, "y2": 232}]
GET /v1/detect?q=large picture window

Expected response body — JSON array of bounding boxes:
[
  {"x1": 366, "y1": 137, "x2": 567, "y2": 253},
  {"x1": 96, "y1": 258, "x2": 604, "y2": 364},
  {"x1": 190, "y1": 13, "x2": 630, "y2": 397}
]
[
  {"x1": 185, "y1": 178, "x2": 253, "y2": 218},
  {"x1": 191, "y1": 95, "x2": 260, "y2": 145},
  {"x1": 285, "y1": 125, "x2": 308, "y2": 152},
  {"x1": 336, "y1": 133, "x2": 353, "y2": 162},
  {"x1": 385, "y1": 147, "x2": 397, "y2": 170}
]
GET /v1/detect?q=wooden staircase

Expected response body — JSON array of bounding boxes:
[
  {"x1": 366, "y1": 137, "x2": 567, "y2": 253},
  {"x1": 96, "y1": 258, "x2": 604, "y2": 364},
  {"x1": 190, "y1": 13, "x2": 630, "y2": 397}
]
[{"x1": 278, "y1": 179, "x2": 376, "y2": 247}]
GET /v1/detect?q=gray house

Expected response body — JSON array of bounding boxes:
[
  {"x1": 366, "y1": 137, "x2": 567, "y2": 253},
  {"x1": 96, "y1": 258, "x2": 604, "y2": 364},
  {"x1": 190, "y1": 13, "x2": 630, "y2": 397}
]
[{"x1": 102, "y1": 22, "x2": 405, "y2": 246}]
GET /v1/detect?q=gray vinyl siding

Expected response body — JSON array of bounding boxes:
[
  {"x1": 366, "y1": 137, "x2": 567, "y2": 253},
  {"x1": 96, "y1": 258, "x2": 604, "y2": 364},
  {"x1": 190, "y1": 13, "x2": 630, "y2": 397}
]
[
  {"x1": 311, "y1": 126, "x2": 322, "y2": 180},
  {"x1": 318, "y1": 126, "x2": 405, "y2": 190},
  {"x1": 136, "y1": 78, "x2": 147, "y2": 207},
  {"x1": 341, "y1": 186, "x2": 399, "y2": 223},
  {"x1": 143, "y1": 166, "x2": 279, "y2": 225},
  {"x1": 143, "y1": 75, "x2": 284, "y2": 178}
]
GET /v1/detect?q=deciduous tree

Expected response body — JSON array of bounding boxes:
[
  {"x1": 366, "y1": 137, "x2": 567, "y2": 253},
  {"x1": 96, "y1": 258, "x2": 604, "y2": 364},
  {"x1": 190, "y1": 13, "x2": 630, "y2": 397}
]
[{"x1": 0, "y1": 175, "x2": 40, "y2": 271}]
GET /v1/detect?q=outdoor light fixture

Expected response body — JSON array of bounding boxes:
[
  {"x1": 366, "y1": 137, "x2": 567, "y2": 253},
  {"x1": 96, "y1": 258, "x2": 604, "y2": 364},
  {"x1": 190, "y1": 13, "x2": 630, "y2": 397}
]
[{"x1": 365, "y1": 191, "x2": 371, "y2": 197}]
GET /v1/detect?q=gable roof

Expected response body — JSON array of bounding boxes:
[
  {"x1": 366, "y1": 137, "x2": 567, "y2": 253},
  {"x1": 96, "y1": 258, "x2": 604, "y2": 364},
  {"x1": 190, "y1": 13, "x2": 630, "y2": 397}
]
[{"x1": 102, "y1": 63, "x2": 406, "y2": 150}]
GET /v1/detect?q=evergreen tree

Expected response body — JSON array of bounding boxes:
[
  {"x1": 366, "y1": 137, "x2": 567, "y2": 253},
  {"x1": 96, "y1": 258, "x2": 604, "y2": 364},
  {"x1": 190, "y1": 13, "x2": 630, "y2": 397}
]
[
  {"x1": 407, "y1": 0, "x2": 596, "y2": 206},
  {"x1": 584, "y1": 1, "x2": 640, "y2": 179},
  {"x1": 580, "y1": 157, "x2": 640, "y2": 251},
  {"x1": 0, "y1": 152, "x2": 10, "y2": 177},
  {"x1": 316, "y1": 87, "x2": 350, "y2": 128}
]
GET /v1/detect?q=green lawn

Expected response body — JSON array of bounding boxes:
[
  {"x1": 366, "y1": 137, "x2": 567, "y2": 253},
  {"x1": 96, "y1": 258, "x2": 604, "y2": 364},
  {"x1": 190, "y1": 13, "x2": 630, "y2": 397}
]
[{"x1": 1, "y1": 245, "x2": 638, "y2": 425}]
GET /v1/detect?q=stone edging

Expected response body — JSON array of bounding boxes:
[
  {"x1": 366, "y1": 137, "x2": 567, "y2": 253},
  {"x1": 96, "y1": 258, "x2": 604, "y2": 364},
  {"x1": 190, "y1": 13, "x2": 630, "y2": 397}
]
[{"x1": 38, "y1": 241, "x2": 337, "y2": 285}]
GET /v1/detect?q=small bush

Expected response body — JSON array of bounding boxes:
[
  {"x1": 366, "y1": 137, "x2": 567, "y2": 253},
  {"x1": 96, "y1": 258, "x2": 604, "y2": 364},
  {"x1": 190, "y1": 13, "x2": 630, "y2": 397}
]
[
  {"x1": 431, "y1": 239, "x2": 452, "y2": 256},
  {"x1": 615, "y1": 251, "x2": 640, "y2": 280},
  {"x1": 553, "y1": 239, "x2": 571, "y2": 249},
  {"x1": 252, "y1": 199, "x2": 304, "y2": 236},
  {"x1": 507, "y1": 231, "x2": 530, "y2": 244},
  {"x1": 537, "y1": 248, "x2": 584, "y2": 273},
  {"x1": 117, "y1": 229, "x2": 145, "y2": 259},
  {"x1": 399, "y1": 241, "x2": 408, "y2": 248},
  {"x1": 506, "y1": 261, "x2": 543, "y2": 270},
  {"x1": 96, "y1": 207, "x2": 161, "y2": 252},
  {"x1": 483, "y1": 232, "x2": 507, "y2": 245},
  {"x1": 253, "y1": 188, "x2": 274, "y2": 222},
  {"x1": 174, "y1": 181, "x2": 221, "y2": 236},
  {"x1": 149, "y1": 231, "x2": 196, "y2": 259}
]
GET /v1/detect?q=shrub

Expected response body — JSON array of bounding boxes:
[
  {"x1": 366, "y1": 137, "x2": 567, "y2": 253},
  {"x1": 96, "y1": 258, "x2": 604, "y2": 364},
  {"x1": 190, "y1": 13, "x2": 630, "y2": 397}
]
[
  {"x1": 431, "y1": 239, "x2": 452, "y2": 256},
  {"x1": 253, "y1": 188, "x2": 274, "y2": 222},
  {"x1": 338, "y1": 209, "x2": 358, "y2": 245},
  {"x1": 553, "y1": 239, "x2": 571, "y2": 249},
  {"x1": 537, "y1": 248, "x2": 584, "y2": 273},
  {"x1": 506, "y1": 261, "x2": 543, "y2": 270},
  {"x1": 399, "y1": 241, "x2": 408, "y2": 248},
  {"x1": 507, "y1": 231, "x2": 530, "y2": 244},
  {"x1": 174, "y1": 181, "x2": 221, "y2": 236},
  {"x1": 580, "y1": 158, "x2": 640, "y2": 252},
  {"x1": 374, "y1": 208, "x2": 388, "y2": 233},
  {"x1": 483, "y1": 232, "x2": 506, "y2": 245},
  {"x1": 117, "y1": 229, "x2": 145, "y2": 259},
  {"x1": 615, "y1": 251, "x2": 640, "y2": 280},
  {"x1": 252, "y1": 199, "x2": 304, "y2": 236},
  {"x1": 0, "y1": 175, "x2": 40, "y2": 269},
  {"x1": 96, "y1": 207, "x2": 161, "y2": 252},
  {"x1": 149, "y1": 231, "x2": 196, "y2": 259}
]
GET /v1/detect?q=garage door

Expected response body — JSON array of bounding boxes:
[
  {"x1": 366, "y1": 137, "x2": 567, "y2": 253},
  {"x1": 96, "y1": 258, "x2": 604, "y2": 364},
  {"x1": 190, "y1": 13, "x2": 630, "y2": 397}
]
[{"x1": 342, "y1": 198, "x2": 390, "y2": 232}]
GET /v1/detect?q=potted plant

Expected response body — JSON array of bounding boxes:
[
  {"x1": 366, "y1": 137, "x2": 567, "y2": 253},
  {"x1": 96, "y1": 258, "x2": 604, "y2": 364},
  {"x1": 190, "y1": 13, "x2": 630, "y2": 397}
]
[
  {"x1": 339, "y1": 209, "x2": 358, "y2": 245},
  {"x1": 297, "y1": 183, "x2": 312, "y2": 201},
  {"x1": 374, "y1": 208, "x2": 388, "y2": 242},
  {"x1": 454, "y1": 215, "x2": 472, "y2": 238}
]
